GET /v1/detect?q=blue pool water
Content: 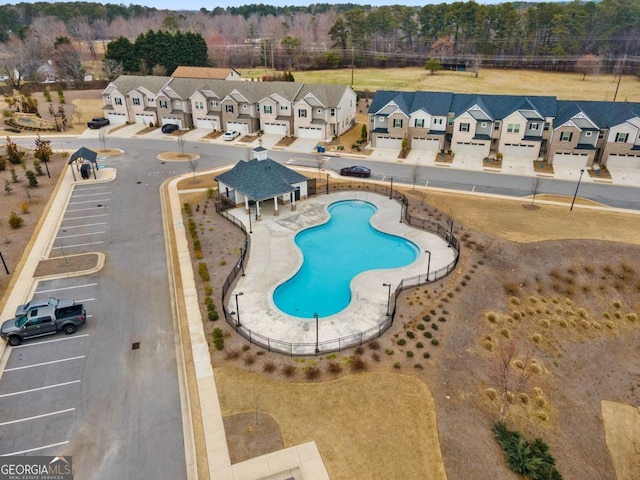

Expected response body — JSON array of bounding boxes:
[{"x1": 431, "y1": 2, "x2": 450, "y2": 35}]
[{"x1": 273, "y1": 200, "x2": 419, "y2": 318}]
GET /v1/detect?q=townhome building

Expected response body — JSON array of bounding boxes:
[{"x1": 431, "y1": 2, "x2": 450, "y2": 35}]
[
  {"x1": 369, "y1": 90, "x2": 640, "y2": 169},
  {"x1": 100, "y1": 75, "x2": 357, "y2": 141}
]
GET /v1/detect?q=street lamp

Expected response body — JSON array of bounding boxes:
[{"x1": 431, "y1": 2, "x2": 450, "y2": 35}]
[
  {"x1": 570, "y1": 169, "x2": 585, "y2": 212},
  {"x1": 314, "y1": 312, "x2": 320, "y2": 354},
  {"x1": 234, "y1": 292, "x2": 244, "y2": 330},
  {"x1": 247, "y1": 203, "x2": 253, "y2": 234},
  {"x1": 382, "y1": 283, "x2": 391, "y2": 316},
  {"x1": 425, "y1": 250, "x2": 431, "y2": 281},
  {"x1": 326, "y1": 172, "x2": 329, "y2": 195},
  {"x1": 389, "y1": 177, "x2": 393, "y2": 199},
  {"x1": 0, "y1": 250, "x2": 9, "y2": 274}
]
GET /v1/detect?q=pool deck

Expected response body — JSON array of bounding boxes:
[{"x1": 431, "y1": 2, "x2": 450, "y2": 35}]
[{"x1": 227, "y1": 190, "x2": 457, "y2": 353}]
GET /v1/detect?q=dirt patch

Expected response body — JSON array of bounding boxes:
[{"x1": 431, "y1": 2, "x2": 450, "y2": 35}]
[
  {"x1": 534, "y1": 161, "x2": 555, "y2": 174},
  {"x1": 602, "y1": 401, "x2": 640, "y2": 480},
  {"x1": 223, "y1": 411, "x2": 284, "y2": 464},
  {"x1": 276, "y1": 136, "x2": 297, "y2": 147},
  {"x1": 157, "y1": 152, "x2": 199, "y2": 162},
  {"x1": 34, "y1": 253, "x2": 100, "y2": 278}
]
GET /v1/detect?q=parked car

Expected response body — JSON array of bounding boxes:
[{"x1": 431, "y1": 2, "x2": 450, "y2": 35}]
[
  {"x1": 87, "y1": 117, "x2": 110, "y2": 129},
  {"x1": 1, "y1": 303, "x2": 87, "y2": 346},
  {"x1": 340, "y1": 165, "x2": 371, "y2": 178},
  {"x1": 223, "y1": 130, "x2": 240, "y2": 141},
  {"x1": 14, "y1": 296, "x2": 69, "y2": 317},
  {"x1": 162, "y1": 123, "x2": 179, "y2": 134}
]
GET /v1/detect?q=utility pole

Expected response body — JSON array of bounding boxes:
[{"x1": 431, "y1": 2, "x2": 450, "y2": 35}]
[{"x1": 613, "y1": 54, "x2": 626, "y2": 102}]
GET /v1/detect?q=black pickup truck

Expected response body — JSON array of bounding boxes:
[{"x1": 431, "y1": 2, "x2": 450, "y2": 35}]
[
  {"x1": 1, "y1": 303, "x2": 87, "y2": 346},
  {"x1": 87, "y1": 117, "x2": 110, "y2": 129}
]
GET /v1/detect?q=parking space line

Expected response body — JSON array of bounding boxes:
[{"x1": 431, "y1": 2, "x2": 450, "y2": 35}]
[
  {"x1": 66, "y1": 206, "x2": 110, "y2": 213},
  {"x1": 4, "y1": 356, "x2": 85, "y2": 372},
  {"x1": 77, "y1": 298, "x2": 95, "y2": 303},
  {"x1": 12, "y1": 334, "x2": 89, "y2": 348},
  {"x1": 0, "y1": 408, "x2": 75, "y2": 426},
  {"x1": 51, "y1": 241, "x2": 104, "y2": 249},
  {"x1": 0, "y1": 380, "x2": 81, "y2": 398},
  {"x1": 57, "y1": 231, "x2": 106, "y2": 239},
  {"x1": 68, "y1": 199, "x2": 111, "y2": 205},
  {"x1": 59, "y1": 222, "x2": 107, "y2": 229},
  {"x1": 72, "y1": 191, "x2": 112, "y2": 198},
  {"x1": 1, "y1": 441, "x2": 70, "y2": 456},
  {"x1": 36, "y1": 283, "x2": 97, "y2": 294},
  {"x1": 62, "y1": 213, "x2": 109, "y2": 220}
]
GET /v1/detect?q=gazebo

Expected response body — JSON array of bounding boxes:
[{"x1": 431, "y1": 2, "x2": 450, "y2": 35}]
[
  {"x1": 215, "y1": 145, "x2": 309, "y2": 220},
  {"x1": 68, "y1": 147, "x2": 98, "y2": 180}
]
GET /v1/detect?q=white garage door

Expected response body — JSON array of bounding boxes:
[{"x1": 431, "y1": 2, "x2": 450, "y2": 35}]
[
  {"x1": 161, "y1": 118, "x2": 182, "y2": 129},
  {"x1": 376, "y1": 135, "x2": 402, "y2": 149},
  {"x1": 195, "y1": 117, "x2": 217, "y2": 130},
  {"x1": 263, "y1": 123, "x2": 287, "y2": 135},
  {"x1": 501, "y1": 143, "x2": 538, "y2": 160},
  {"x1": 412, "y1": 137, "x2": 440, "y2": 150},
  {"x1": 298, "y1": 126, "x2": 323, "y2": 139},
  {"x1": 107, "y1": 113, "x2": 127, "y2": 125},
  {"x1": 606, "y1": 154, "x2": 640, "y2": 169},
  {"x1": 134, "y1": 113, "x2": 155, "y2": 125},
  {"x1": 455, "y1": 141, "x2": 488, "y2": 159},
  {"x1": 552, "y1": 152, "x2": 589, "y2": 169},
  {"x1": 226, "y1": 122, "x2": 248, "y2": 134}
]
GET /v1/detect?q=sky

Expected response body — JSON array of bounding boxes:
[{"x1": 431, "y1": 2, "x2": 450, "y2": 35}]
[{"x1": 3, "y1": 0, "x2": 520, "y2": 9}]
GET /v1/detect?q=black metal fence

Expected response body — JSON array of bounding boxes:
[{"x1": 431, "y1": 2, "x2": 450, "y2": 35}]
[{"x1": 216, "y1": 186, "x2": 460, "y2": 356}]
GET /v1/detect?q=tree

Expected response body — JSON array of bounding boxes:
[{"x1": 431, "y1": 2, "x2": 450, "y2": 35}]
[
  {"x1": 424, "y1": 58, "x2": 442, "y2": 75},
  {"x1": 53, "y1": 40, "x2": 85, "y2": 87},
  {"x1": 105, "y1": 36, "x2": 138, "y2": 74},
  {"x1": 5, "y1": 137, "x2": 24, "y2": 165},
  {"x1": 530, "y1": 177, "x2": 540, "y2": 207},
  {"x1": 575, "y1": 54, "x2": 601, "y2": 80},
  {"x1": 281, "y1": 36, "x2": 300, "y2": 70},
  {"x1": 101, "y1": 59, "x2": 123, "y2": 81},
  {"x1": 328, "y1": 16, "x2": 348, "y2": 50}
]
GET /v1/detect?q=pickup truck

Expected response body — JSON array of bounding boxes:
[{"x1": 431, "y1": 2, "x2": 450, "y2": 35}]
[
  {"x1": 14, "y1": 296, "x2": 71, "y2": 317},
  {"x1": 87, "y1": 117, "x2": 110, "y2": 129},
  {"x1": 1, "y1": 303, "x2": 87, "y2": 346}
]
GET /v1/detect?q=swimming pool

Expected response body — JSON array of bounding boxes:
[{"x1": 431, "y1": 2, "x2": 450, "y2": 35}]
[{"x1": 273, "y1": 200, "x2": 419, "y2": 318}]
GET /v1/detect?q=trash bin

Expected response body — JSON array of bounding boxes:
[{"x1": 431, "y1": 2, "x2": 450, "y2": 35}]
[
  {"x1": 80, "y1": 164, "x2": 90, "y2": 179},
  {"x1": 316, "y1": 145, "x2": 324, "y2": 153}
]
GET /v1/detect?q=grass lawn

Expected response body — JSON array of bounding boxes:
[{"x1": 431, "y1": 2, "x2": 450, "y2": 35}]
[{"x1": 238, "y1": 67, "x2": 640, "y2": 102}]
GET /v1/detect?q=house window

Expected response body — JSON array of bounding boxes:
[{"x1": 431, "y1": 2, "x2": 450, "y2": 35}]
[
  {"x1": 298, "y1": 109, "x2": 307, "y2": 118},
  {"x1": 585, "y1": 131, "x2": 592, "y2": 137},
  {"x1": 415, "y1": 119, "x2": 424, "y2": 128},
  {"x1": 494, "y1": 121, "x2": 500, "y2": 130},
  {"x1": 210, "y1": 101, "x2": 218, "y2": 108},
  {"x1": 393, "y1": 118, "x2": 403, "y2": 128},
  {"x1": 242, "y1": 104, "x2": 247, "y2": 110},
  {"x1": 280, "y1": 105, "x2": 288, "y2": 111},
  {"x1": 530, "y1": 123, "x2": 539, "y2": 130},
  {"x1": 615, "y1": 132, "x2": 629, "y2": 143},
  {"x1": 447, "y1": 118, "x2": 453, "y2": 126},
  {"x1": 133, "y1": 98, "x2": 140, "y2": 106},
  {"x1": 481, "y1": 122, "x2": 487, "y2": 128},
  {"x1": 544, "y1": 122, "x2": 550, "y2": 131},
  {"x1": 434, "y1": 118, "x2": 443, "y2": 125},
  {"x1": 195, "y1": 101, "x2": 203, "y2": 110},
  {"x1": 115, "y1": 98, "x2": 123, "y2": 106},
  {"x1": 560, "y1": 132, "x2": 573, "y2": 142},
  {"x1": 264, "y1": 105, "x2": 272, "y2": 114},
  {"x1": 459, "y1": 123, "x2": 470, "y2": 132},
  {"x1": 225, "y1": 105, "x2": 234, "y2": 113},
  {"x1": 317, "y1": 108, "x2": 322, "y2": 114},
  {"x1": 507, "y1": 124, "x2": 520, "y2": 133},
  {"x1": 330, "y1": 108, "x2": 336, "y2": 116},
  {"x1": 598, "y1": 131, "x2": 605, "y2": 139},
  {"x1": 378, "y1": 116, "x2": 385, "y2": 122},
  {"x1": 159, "y1": 100, "x2": 167, "y2": 108},
  {"x1": 149, "y1": 98, "x2": 154, "y2": 102}
]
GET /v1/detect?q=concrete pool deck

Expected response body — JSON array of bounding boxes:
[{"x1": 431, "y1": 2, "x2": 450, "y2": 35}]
[{"x1": 227, "y1": 190, "x2": 457, "y2": 354}]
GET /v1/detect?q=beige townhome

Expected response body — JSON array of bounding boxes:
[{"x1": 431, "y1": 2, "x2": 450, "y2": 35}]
[{"x1": 101, "y1": 75, "x2": 357, "y2": 141}]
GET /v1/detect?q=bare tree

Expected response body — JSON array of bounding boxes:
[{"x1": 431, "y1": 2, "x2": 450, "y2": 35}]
[
  {"x1": 575, "y1": 54, "x2": 601, "y2": 80},
  {"x1": 493, "y1": 342, "x2": 533, "y2": 421},
  {"x1": 177, "y1": 137, "x2": 185, "y2": 156},
  {"x1": 99, "y1": 131, "x2": 108, "y2": 151},
  {"x1": 101, "y1": 59, "x2": 123, "y2": 82},
  {"x1": 53, "y1": 41, "x2": 85, "y2": 88},
  {"x1": 188, "y1": 159, "x2": 199, "y2": 180},
  {"x1": 530, "y1": 176, "x2": 540, "y2": 206},
  {"x1": 410, "y1": 164, "x2": 421, "y2": 189}
]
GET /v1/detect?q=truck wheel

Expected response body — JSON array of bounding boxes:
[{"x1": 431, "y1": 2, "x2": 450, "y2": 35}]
[
  {"x1": 8, "y1": 336, "x2": 21, "y2": 346},
  {"x1": 64, "y1": 325, "x2": 77, "y2": 335}
]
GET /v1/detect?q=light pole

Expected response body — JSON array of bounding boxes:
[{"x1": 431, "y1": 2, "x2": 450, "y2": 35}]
[
  {"x1": 0, "y1": 250, "x2": 9, "y2": 274},
  {"x1": 234, "y1": 292, "x2": 244, "y2": 330},
  {"x1": 570, "y1": 169, "x2": 585, "y2": 212},
  {"x1": 326, "y1": 172, "x2": 329, "y2": 195},
  {"x1": 247, "y1": 204, "x2": 253, "y2": 234},
  {"x1": 389, "y1": 177, "x2": 393, "y2": 199},
  {"x1": 383, "y1": 283, "x2": 391, "y2": 316},
  {"x1": 425, "y1": 250, "x2": 431, "y2": 281},
  {"x1": 314, "y1": 312, "x2": 319, "y2": 354}
]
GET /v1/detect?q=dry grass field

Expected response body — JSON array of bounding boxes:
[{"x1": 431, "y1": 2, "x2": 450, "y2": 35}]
[{"x1": 240, "y1": 67, "x2": 640, "y2": 102}]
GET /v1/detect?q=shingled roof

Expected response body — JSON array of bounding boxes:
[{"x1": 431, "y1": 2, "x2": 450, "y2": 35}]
[
  {"x1": 215, "y1": 157, "x2": 307, "y2": 202},
  {"x1": 171, "y1": 66, "x2": 239, "y2": 79}
]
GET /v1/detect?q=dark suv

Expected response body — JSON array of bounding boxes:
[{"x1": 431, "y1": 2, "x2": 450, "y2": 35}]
[{"x1": 162, "y1": 123, "x2": 179, "y2": 134}]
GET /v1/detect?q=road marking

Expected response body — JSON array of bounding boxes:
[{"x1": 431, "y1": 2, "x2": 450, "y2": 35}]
[
  {"x1": 0, "y1": 380, "x2": 81, "y2": 398},
  {"x1": 425, "y1": 180, "x2": 429, "y2": 187},
  {"x1": 66, "y1": 206, "x2": 110, "y2": 213},
  {"x1": 472, "y1": 185, "x2": 476, "y2": 192},
  {"x1": 57, "y1": 231, "x2": 106, "y2": 239},
  {"x1": 36, "y1": 283, "x2": 97, "y2": 294},
  {"x1": 51, "y1": 241, "x2": 104, "y2": 249},
  {"x1": 62, "y1": 213, "x2": 109, "y2": 221},
  {"x1": 1, "y1": 441, "x2": 70, "y2": 456},
  {"x1": 12, "y1": 334, "x2": 89, "y2": 348},
  {"x1": 58, "y1": 222, "x2": 107, "y2": 229},
  {"x1": 68, "y1": 199, "x2": 111, "y2": 205},
  {"x1": 4, "y1": 356, "x2": 85, "y2": 372},
  {"x1": 77, "y1": 298, "x2": 95, "y2": 303},
  {"x1": 72, "y1": 191, "x2": 112, "y2": 198},
  {"x1": 0, "y1": 408, "x2": 75, "y2": 426}
]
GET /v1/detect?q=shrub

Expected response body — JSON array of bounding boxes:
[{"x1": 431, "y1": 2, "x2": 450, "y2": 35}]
[
  {"x1": 531, "y1": 333, "x2": 542, "y2": 343},
  {"x1": 482, "y1": 339, "x2": 494, "y2": 351},
  {"x1": 327, "y1": 361, "x2": 342, "y2": 374},
  {"x1": 20, "y1": 201, "x2": 29, "y2": 213},
  {"x1": 424, "y1": 331, "x2": 432, "y2": 339},
  {"x1": 486, "y1": 312, "x2": 498, "y2": 323},
  {"x1": 416, "y1": 342, "x2": 424, "y2": 349},
  {"x1": 244, "y1": 354, "x2": 256, "y2": 365},
  {"x1": 371, "y1": 352, "x2": 380, "y2": 362},
  {"x1": 33, "y1": 160, "x2": 43, "y2": 176},
  {"x1": 262, "y1": 361, "x2": 276, "y2": 373},
  {"x1": 431, "y1": 338, "x2": 439, "y2": 346},
  {"x1": 406, "y1": 331, "x2": 415, "y2": 339},
  {"x1": 212, "y1": 328, "x2": 224, "y2": 350},
  {"x1": 406, "y1": 351, "x2": 414, "y2": 358},
  {"x1": 8, "y1": 211, "x2": 23, "y2": 228},
  {"x1": 368, "y1": 339, "x2": 380, "y2": 350},
  {"x1": 351, "y1": 356, "x2": 368, "y2": 372},
  {"x1": 416, "y1": 323, "x2": 425, "y2": 330},
  {"x1": 385, "y1": 348, "x2": 394, "y2": 355},
  {"x1": 396, "y1": 338, "x2": 406, "y2": 346},
  {"x1": 305, "y1": 366, "x2": 321, "y2": 380},
  {"x1": 282, "y1": 364, "x2": 296, "y2": 377},
  {"x1": 423, "y1": 314, "x2": 432, "y2": 321},
  {"x1": 519, "y1": 393, "x2": 530, "y2": 404},
  {"x1": 198, "y1": 262, "x2": 210, "y2": 282},
  {"x1": 431, "y1": 323, "x2": 438, "y2": 330},
  {"x1": 627, "y1": 313, "x2": 638, "y2": 322},
  {"x1": 485, "y1": 388, "x2": 498, "y2": 400},
  {"x1": 423, "y1": 352, "x2": 430, "y2": 359},
  {"x1": 355, "y1": 346, "x2": 365, "y2": 355},
  {"x1": 25, "y1": 170, "x2": 38, "y2": 187}
]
